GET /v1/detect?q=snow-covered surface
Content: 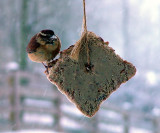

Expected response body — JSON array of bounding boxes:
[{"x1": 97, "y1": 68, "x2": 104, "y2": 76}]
[
  {"x1": 24, "y1": 99, "x2": 53, "y2": 108},
  {"x1": 99, "y1": 123, "x2": 123, "y2": 133},
  {"x1": 61, "y1": 117, "x2": 81, "y2": 129},
  {"x1": 4, "y1": 130, "x2": 58, "y2": 133},
  {"x1": 6, "y1": 62, "x2": 19, "y2": 71},
  {"x1": 4, "y1": 127, "x2": 152, "y2": 133},
  {"x1": 61, "y1": 104, "x2": 83, "y2": 117},
  {"x1": 23, "y1": 113, "x2": 53, "y2": 125},
  {"x1": 130, "y1": 128, "x2": 152, "y2": 133}
]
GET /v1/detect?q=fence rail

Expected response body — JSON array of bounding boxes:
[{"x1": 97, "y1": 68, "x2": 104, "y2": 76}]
[{"x1": 0, "y1": 71, "x2": 159, "y2": 133}]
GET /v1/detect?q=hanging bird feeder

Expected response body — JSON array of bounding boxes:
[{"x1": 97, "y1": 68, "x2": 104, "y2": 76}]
[{"x1": 46, "y1": 0, "x2": 136, "y2": 117}]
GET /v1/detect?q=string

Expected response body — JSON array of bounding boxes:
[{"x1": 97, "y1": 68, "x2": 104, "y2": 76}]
[
  {"x1": 70, "y1": 0, "x2": 90, "y2": 65},
  {"x1": 83, "y1": 0, "x2": 87, "y2": 33},
  {"x1": 83, "y1": 0, "x2": 90, "y2": 65}
]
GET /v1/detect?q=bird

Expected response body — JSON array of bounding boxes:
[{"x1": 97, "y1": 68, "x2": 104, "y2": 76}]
[{"x1": 26, "y1": 29, "x2": 61, "y2": 73}]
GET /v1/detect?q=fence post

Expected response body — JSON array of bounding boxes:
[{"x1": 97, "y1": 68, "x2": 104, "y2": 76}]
[
  {"x1": 52, "y1": 85, "x2": 62, "y2": 132},
  {"x1": 9, "y1": 72, "x2": 20, "y2": 130},
  {"x1": 123, "y1": 113, "x2": 130, "y2": 133},
  {"x1": 93, "y1": 115, "x2": 99, "y2": 133},
  {"x1": 88, "y1": 114, "x2": 99, "y2": 133},
  {"x1": 153, "y1": 117, "x2": 160, "y2": 133}
]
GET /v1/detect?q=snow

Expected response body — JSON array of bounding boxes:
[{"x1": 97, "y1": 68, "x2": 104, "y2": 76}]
[
  {"x1": 4, "y1": 130, "x2": 58, "y2": 133},
  {"x1": 24, "y1": 99, "x2": 53, "y2": 108},
  {"x1": 61, "y1": 117, "x2": 81, "y2": 129},
  {"x1": 146, "y1": 71, "x2": 157, "y2": 86},
  {"x1": 130, "y1": 127, "x2": 152, "y2": 133},
  {"x1": 61, "y1": 104, "x2": 83, "y2": 117},
  {"x1": 23, "y1": 113, "x2": 54, "y2": 126},
  {"x1": 6, "y1": 62, "x2": 19, "y2": 71}
]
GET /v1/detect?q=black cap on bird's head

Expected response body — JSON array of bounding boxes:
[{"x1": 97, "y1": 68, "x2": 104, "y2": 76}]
[{"x1": 39, "y1": 29, "x2": 55, "y2": 38}]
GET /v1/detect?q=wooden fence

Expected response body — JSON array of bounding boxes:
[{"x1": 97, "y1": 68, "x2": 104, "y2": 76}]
[{"x1": 0, "y1": 71, "x2": 159, "y2": 133}]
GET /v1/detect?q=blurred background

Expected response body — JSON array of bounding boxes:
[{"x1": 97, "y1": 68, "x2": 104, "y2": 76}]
[{"x1": 0, "y1": 0, "x2": 160, "y2": 133}]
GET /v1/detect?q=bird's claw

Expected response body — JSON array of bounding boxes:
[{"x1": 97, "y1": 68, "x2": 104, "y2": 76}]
[{"x1": 42, "y1": 62, "x2": 49, "y2": 74}]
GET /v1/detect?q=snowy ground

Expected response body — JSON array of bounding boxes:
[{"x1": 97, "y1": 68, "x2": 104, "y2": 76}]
[
  {"x1": 3, "y1": 131, "x2": 58, "y2": 133},
  {"x1": 0, "y1": 102, "x2": 153, "y2": 133},
  {"x1": 3, "y1": 128, "x2": 152, "y2": 133}
]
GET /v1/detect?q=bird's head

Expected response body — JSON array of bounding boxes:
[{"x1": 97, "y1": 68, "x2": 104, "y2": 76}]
[
  {"x1": 39, "y1": 29, "x2": 55, "y2": 38},
  {"x1": 37, "y1": 29, "x2": 58, "y2": 45},
  {"x1": 26, "y1": 29, "x2": 61, "y2": 54}
]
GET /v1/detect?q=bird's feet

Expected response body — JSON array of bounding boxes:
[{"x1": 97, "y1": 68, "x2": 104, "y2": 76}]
[
  {"x1": 42, "y1": 60, "x2": 58, "y2": 74},
  {"x1": 42, "y1": 62, "x2": 50, "y2": 74}
]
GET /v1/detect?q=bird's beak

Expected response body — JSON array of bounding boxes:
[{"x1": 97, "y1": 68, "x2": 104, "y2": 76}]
[{"x1": 50, "y1": 35, "x2": 58, "y2": 41}]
